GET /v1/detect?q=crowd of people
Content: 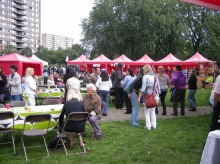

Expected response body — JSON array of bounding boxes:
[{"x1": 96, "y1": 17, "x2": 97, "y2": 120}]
[{"x1": 0, "y1": 63, "x2": 218, "y2": 148}]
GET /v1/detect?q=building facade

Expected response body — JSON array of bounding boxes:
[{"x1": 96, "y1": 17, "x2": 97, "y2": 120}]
[
  {"x1": 42, "y1": 33, "x2": 73, "y2": 50},
  {"x1": 0, "y1": 0, "x2": 41, "y2": 53}
]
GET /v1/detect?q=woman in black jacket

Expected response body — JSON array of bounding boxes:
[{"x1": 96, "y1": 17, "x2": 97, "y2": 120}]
[
  {"x1": 114, "y1": 62, "x2": 125, "y2": 109},
  {"x1": 0, "y1": 67, "x2": 7, "y2": 103},
  {"x1": 59, "y1": 93, "x2": 85, "y2": 148},
  {"x1": 187, "y1": 69, "x2": 197, "y2": 111}
]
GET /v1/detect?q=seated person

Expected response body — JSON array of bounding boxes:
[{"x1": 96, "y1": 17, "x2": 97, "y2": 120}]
[
  {"x1": 201, "y1": 73, "x2": 213, "y2": 89},
  {"x1": 82, "y1": 83, "x2": 102, "y2": 140},
  {"x1": 79, "y1": 73, "x2": 85, "y2": 81},
  {"x1": 47, "y1": 74, "x2": 55, "y2": 85},
  {"x1": 59, "y1": 93, "x2": 85, "y2": 148},
  {"x1": 58, "y1": 78, "x2": 65, "y2": 87}
]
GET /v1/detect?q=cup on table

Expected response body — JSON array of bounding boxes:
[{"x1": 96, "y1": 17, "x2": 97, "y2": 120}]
[
  {"x1": 6, "y1": 103, "x2": 10, "y2": 109},
  {"x1": 28, "y1": 107, "x2": 31, "y2": 112}
]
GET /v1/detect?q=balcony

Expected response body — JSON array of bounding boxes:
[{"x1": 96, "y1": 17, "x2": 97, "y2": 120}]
[
  {"x1": 12, "y1": 10, "x2": 26, "y2": 16},
  {"x1": 14, "y1": 39, "x2": 25, "y2": 43},
  {"x1": 13, "y1": 21, "x2": 26, "y2": 27},
  {"x1": 13, "y1": 33, "x2": 25, "y2": 38},
  {"x1": 13, "y1": 15, "x2": 25, "y2": 21},
  {"x1": 14, "y1": 27, "x2": 25, "y2": 32},
  {"x1": 13, "y1": 0, "x2": 26, "y2": 5},
  {"x1": 16, "y1": 45, "x2": 25, "y2": 49},
  {"x1": 13, "y1": 4, "x2": 25, "y2": 10}
]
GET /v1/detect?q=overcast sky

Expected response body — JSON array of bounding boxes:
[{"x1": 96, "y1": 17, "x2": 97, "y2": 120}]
[{"x1": 41, "y1": 0, "x2": 94, "y2": 44}]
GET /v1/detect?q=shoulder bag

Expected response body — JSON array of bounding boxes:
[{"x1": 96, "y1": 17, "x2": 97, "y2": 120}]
[{"x1": 145, "y1": 76, "x2": 158, "y2": 108}]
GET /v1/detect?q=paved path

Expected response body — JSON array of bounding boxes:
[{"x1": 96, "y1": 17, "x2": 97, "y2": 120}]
[{"x1": 99, "y1": 105, "x2": 213, "y2": 122}]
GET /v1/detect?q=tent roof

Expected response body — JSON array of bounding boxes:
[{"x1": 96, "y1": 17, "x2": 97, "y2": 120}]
[
  {"x1": 155, "y1": 53, "x2": 182, "y2": 65},
  {"x1": 30, "y1": 55, "x2": 48, "y2": 65},
  {"x1": 87, "y1": 54, "x2": 112, "y2": 64},
  {"x1": 133, "y1": 54, "x2": 155, "y2": 65},
  {"x1": 183, "y1": 52, "x2": 214, "y2": 64},
  {"x1": 112, "y1": 54, "x2": 133, "y2": 64},
  {"x1": 67, "y1": 54, "x2": 91, "y2": 65},
  {"x1": 181, "y1": 0, "x2": 220, "y2": 11},
  {"x1": 0, "y1": 53, "x2": 42, "y2": 63}
]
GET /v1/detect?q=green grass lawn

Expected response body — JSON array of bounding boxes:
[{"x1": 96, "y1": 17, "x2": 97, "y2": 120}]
[{"x1": 0, "y1": 114, "x2": 211, "y2": 164}]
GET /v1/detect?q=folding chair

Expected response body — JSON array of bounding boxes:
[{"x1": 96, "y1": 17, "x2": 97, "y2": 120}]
[
  {"x1": 0, "y1": 111, "x2": 16, "y2": 155},
  {"x1": 10, "y1": 101, "x2": 26, "y2": 107},
  {"x1": 19, "y1": 114, "x2": 51, "y2": 161},
  {"x1": 0, "y1": 104, "x2": 5, "y2": 108},
  {"x1": 55, "y1": 112, "x2": 89, "y2": 156},
  {"x1": 42, "y1": 99, "x2": 60, "y2": 105}
]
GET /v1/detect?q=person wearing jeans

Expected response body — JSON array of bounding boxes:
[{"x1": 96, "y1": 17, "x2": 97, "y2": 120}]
[
  {"x1": 155, "y1": 66, "x2": 170, "y2": 115},
  {"x1": 96, "y1": 70, "x2": 112, "y2": 116},
  {"x1": 138, "y1": 65, "x2": 160, "y2": 130},
  {"x1": 128, "y1": 70, "x2": 143, "y2": 127},
  {"x1": 187, "y1": 69, "x2": 197, "y2": 111}
]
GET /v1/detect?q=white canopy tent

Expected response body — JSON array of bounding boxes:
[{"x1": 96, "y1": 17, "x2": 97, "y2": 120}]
[{"x1": 30, "y1": 55, "x2": 48, "y2": 66}]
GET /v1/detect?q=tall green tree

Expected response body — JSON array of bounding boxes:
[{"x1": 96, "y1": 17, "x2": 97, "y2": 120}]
[
  {"x1": 0, "y1": 45, "x2": 17, "y2": 55},
  {"x1": 21, "y1": 47, "x2": 32, "y2": 57}
]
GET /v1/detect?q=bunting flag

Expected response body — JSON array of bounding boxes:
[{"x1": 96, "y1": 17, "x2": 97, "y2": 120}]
[{"x1": 65, "y1": 54, "x2": 69, "y2": 62}]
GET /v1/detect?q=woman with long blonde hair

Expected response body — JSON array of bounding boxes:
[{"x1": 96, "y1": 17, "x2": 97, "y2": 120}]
[
  {"x1": 138, "y1": 65, "x2": 160, "y2": 130},
  {"x1": 24, "y1": 67, "x2": 39, "y2": 106},
  {"x1": 155, "y1": 66, "x2": 170, "y2": 115}
]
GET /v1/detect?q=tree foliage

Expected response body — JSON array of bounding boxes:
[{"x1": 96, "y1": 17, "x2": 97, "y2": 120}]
[
  {"x1": 34, "y1": 44, "x2": 86, "y2": 66},
  {"x1": 0, "y1": 45, "x2": 17, "y2": 55},
  {"x1": 20, "y1": 47, "x2": 32, "y2": 57},
  {"x1": 80, "y1": 0, "x2": 220, "y2": 64}
]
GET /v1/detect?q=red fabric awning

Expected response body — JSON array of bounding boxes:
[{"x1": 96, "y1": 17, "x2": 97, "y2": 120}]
[
  {"x1": 181, "y1": 0, "x2": 220, "y2": 10},
  {"x1": 112, "y1": 54, "x2": 133, "y2": 64},
  {"x1": 67, "y1": 54, "x2": 91, "y2": 65},
  {"x1": 183, "y1": 52, "x2": 214, "y2": 64},
  {"x1": 154, "y1": 53, "x2": 182, "y2": 65},
  {"x1": 0, "y1": 53, "x2": 42, "y2": 76},
  {"x1": 132, "y1": 54, "x2": 155, "y2": 65},
  {"x1": 87, "y1": 54, "x2": 112, "y2": 64}
]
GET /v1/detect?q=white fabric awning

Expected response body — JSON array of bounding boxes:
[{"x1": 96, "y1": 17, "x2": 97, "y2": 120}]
[{"x1": 30, "y1": 55, "x2": 48, "y2": 65}]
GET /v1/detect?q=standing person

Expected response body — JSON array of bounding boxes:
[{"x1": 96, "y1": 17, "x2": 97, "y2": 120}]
[
  {"x1": 183, "y1": 67, "x2": 189, "y2": 83},
  {"x1": 66, "y1": 69, "x2": 82, "y2": 102},
  {"x1": 187, "y1": 69, "x2": 197, "y2": 111},
  {"x1": 114, "y1": 62, "x2": 125, "y2": 109},
  {"x1": 63, "y1": 67, "x2": 72, "y2": 103},
  {"x1": 8, "y1": 65, "x2": 22, "y2": 101},
  {"x1": 171, "y1": 65, "x2": 186, "y2": 116},
  {"x1": 155, "y1": 66, "x2": 170, "y2": 115},
  {"x1": 82, "y1": 83, "x2": 102, "y2": 140},
  {"x1": 0, "y1": 67, "x2": 7, "y2": 103},
  {"x1": 122, "y1": 68, "x2": 134, "y2": 114},
  {"x1": 138, "y1": 65, "x2": 160, "y2": 130},
  {"x1": 89, "y1": 67, "x2": 101, "y2": 85},
  {"x1": 110, "y1": 69, "x2": 115, "y2": 86},
  {"x1": 24, "y1": 67, "x2": 39, "y2": 106},
  {"x1": 128, "y1": 68, "x2": 144, "y2": 126},
  {"x1": 96, "y1": 70, "x2": 112, "y2": 116}
]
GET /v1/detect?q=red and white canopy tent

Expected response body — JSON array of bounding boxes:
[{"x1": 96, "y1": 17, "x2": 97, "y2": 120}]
[
  {"x1": 112, "y1": 54, "x2": 134, "y2": 72},
  {"x1": 0, "y1": 53, "x2": 42, "y2": 76},
  {"x1": 133, "y1": 54, "x2": 155, "y2": 65},
  {"x1": 180, "y1": 0, "x2": 220, "y2": 11},
  {"x1": 183, "y1": 52, "x2": 215, "y2": 65},
  {"x1": 67, "y1": 54, "x2": 91, "y2": 72},
  {"x1": 86, "y1": 54, "x2": 113, "y2": 73}
]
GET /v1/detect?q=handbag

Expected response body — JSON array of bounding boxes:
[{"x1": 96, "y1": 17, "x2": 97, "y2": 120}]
[{"x1": 145, "y1": 76, "x2": 158, "y2": 108}]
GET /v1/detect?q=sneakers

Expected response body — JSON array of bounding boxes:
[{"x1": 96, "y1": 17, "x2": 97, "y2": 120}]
[
  {"x1": 96, "y1": 135, "x2": 102, "y2": 140},
  {"x1": 171, "y1": 113, "x2": 177, "y2": 116},
  {"x1": 189, "y1": 108, "x2": 197, "y2": 111}
]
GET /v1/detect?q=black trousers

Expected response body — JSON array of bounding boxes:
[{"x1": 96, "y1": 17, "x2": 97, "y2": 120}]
[
  {"x1": 209, "y1": 102, "x2": 220, "y2": 132},
  {"x1": 155, "y1": 91, "x2": 167, "y2": 114},
  {"x1": 124, "y1": 91, "x2": 132, "y2": 114},
  {"x1": 172, "y1": 89, "x2": 186, "y2": 115},
  {"x1": 115, "y1": 88, "x2": 124, "y2": 109}
]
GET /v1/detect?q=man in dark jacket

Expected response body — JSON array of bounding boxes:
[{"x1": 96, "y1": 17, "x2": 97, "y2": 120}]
[{"x1": 171, "y1": 65, "x2": 186, "y2": 116}]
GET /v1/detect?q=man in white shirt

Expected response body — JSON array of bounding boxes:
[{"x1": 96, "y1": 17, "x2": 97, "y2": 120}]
[{"x1": 209, "y1": 75, "x2": 220, "y2": 131}]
